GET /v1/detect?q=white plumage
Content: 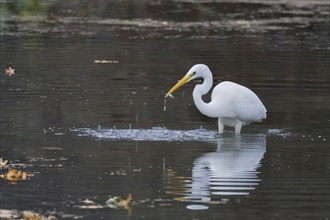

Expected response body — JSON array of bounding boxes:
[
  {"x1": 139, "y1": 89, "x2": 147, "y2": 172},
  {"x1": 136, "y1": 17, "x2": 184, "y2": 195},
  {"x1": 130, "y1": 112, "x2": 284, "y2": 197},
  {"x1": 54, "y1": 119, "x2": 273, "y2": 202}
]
[{"x1": 166, "y1": 64, "x2": 267, "y2": 134}]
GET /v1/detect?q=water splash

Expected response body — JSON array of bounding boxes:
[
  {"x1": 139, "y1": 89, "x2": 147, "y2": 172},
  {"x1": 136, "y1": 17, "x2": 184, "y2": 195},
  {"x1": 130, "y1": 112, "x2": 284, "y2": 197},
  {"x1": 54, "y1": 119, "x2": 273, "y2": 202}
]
[
  {"x1": 163, "y1": 97, "x2": 167, "y2": 112},
  {"x1": 71, "y1": 127, "x2": 289, "y2": 142},
  {"x1": 163, "y1": 95, "x2": 174, "y2": 111},
  {"x1": 72, "y1": 127, "x2": 219, "y2": 142}
]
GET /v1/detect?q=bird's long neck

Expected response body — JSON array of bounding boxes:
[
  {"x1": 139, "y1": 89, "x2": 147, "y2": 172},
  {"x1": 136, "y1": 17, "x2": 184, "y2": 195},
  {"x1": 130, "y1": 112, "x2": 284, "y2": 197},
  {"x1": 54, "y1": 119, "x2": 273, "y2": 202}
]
[{"x1": 192, "y1": 71, "x2": 217, "y2": 118}]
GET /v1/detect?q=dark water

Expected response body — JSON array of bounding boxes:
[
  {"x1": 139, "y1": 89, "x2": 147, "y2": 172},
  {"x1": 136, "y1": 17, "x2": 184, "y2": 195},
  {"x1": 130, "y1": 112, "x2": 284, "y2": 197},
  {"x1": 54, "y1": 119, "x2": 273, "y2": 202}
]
[{"x1": 1, "y1": 1, "x2": 330, "y2": 220}]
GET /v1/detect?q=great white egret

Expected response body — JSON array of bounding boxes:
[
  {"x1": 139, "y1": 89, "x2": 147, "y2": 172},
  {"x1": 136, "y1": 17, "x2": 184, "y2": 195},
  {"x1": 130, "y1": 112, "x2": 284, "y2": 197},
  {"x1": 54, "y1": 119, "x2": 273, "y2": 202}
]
[{"x1": 165, "y1": 64, "x2": 267, "y2": 134}]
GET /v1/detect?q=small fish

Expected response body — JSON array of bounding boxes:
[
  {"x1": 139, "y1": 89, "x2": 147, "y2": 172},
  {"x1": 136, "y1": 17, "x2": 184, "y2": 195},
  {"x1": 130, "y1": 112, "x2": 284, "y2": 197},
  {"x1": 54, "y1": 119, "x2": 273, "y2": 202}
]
[{"x1": 165, "y1": 93, "x2": 174, "y2": 99}]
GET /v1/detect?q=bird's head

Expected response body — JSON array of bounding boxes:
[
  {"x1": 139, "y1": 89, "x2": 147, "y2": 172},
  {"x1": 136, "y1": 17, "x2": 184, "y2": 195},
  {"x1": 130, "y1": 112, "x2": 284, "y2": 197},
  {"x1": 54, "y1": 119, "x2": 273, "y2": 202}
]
[{"x1": 165, "y1": 64, "x2": 210, "y2": 98}]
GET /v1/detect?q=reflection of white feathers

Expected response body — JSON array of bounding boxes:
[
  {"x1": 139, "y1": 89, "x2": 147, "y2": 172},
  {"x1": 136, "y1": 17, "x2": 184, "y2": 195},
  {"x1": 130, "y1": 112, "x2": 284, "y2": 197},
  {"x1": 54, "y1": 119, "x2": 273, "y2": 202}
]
[{"x1": 188, "y1": 135, "x2": 266, "y2": 201}]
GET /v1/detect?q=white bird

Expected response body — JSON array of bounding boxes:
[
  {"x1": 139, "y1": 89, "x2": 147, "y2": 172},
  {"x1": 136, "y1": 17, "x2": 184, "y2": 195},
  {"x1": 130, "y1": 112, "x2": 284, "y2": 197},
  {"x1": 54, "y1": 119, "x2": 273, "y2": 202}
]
[{"x1": 165, "y1": 64, "x2": 267, "y2": 134}]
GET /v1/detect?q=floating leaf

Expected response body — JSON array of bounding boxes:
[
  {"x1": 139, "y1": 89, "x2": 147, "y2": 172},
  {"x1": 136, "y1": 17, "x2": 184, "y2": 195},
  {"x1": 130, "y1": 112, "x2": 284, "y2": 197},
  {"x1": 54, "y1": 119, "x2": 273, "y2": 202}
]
[
  {"x1": 22, "y1": 210, "x2": 42, "y2": 220},
  {"x1": 5, "y1": 65, "x2": 15, "y2": 76},
  {"x1": 0, "y1": 209, "x2": 19, "y2": 219},
  {"x1": 0, "y1": 158, "x2": 8, "y2": 170},
  {"x1": 22, "y1": 210, "x2": 56, "y2": 220},
  {"x1": 106, "y1": 193, "x2": 132, "y2": 209},
  {"x1": 0, "y1": 209, "x2": 56, "y2": 220},
  {"x1": 1, "y1": 169, "x2": 34, "y2": 181}
]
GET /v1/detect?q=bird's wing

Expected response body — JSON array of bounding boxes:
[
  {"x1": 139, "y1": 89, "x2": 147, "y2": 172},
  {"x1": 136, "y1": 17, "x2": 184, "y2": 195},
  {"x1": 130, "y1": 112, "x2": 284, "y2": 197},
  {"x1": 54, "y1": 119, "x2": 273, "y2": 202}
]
[{"x1": 211, "y1": 81, "x2": 266, "y2": 122}]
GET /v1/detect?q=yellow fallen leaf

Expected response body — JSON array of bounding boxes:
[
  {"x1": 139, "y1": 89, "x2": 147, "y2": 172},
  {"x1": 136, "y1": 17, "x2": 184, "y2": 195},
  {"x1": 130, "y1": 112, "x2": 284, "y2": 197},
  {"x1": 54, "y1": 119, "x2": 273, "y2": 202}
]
[
  {"x1": 120, "y1": 193, "x2": 132, "y2": 208},
  {"x1": 22, "y1": 210, "x2": 42, "y2": 220},
  {"x1": 6, "y1": 169, "x2": 19, "y2": 181},
  {"x1": 22, "y1": 210, "x2": 57, "y2": 220},
  {"x1": 2, "y1": 169, "x2": 34, "y2": 181},
  {"x1": 106, "y1": 193, "x2": 132, "y2": 209}
]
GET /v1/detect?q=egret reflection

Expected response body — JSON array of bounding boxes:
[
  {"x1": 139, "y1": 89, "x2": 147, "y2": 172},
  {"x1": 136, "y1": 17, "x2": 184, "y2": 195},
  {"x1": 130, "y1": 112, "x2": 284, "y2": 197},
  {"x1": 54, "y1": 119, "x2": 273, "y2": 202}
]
[{"x1": 166, "y1": 135, "x2": 266, "y2": 205}]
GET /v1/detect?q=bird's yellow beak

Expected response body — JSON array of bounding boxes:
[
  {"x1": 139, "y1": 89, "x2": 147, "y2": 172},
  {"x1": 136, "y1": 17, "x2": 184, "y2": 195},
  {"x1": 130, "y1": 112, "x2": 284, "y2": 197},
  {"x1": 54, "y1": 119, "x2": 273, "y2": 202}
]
[{"x1": 165, "y1": 75, "x2": 191, "y2": 98}]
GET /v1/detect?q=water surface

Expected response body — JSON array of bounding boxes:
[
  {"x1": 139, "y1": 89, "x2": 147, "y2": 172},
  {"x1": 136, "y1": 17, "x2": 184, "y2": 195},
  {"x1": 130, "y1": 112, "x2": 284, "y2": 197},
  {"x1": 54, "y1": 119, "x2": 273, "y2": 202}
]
[{"x1": 1, "y1": 1, "x2": 329, "y2": 219}]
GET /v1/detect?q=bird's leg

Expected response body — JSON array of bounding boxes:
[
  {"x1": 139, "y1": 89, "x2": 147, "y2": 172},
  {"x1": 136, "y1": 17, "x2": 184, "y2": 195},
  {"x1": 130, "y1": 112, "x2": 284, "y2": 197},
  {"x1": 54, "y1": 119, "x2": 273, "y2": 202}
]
[
  {"x1": 218, "y1": 118, "x2": 224, "y2": 134},
  {"x1": 235, "y1": 121, "x2": 243, "y2": 134}
]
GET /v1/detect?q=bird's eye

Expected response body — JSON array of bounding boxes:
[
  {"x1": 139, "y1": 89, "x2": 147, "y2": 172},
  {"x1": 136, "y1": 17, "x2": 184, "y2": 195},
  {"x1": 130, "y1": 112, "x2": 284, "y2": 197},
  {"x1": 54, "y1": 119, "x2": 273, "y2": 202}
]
[{"x1": 188, "y1": 71, "x2": 196, "y2": 78}]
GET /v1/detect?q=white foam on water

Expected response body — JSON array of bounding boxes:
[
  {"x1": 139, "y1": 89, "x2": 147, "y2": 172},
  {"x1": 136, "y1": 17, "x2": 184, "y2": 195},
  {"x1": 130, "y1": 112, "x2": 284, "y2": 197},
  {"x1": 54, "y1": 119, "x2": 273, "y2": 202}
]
[
  {"x1": 71, "y1": 126, "x2": 291, "y2": 142},
  {"x1": 72, "y1": 127, "x2": 219, "y2": 142}
]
